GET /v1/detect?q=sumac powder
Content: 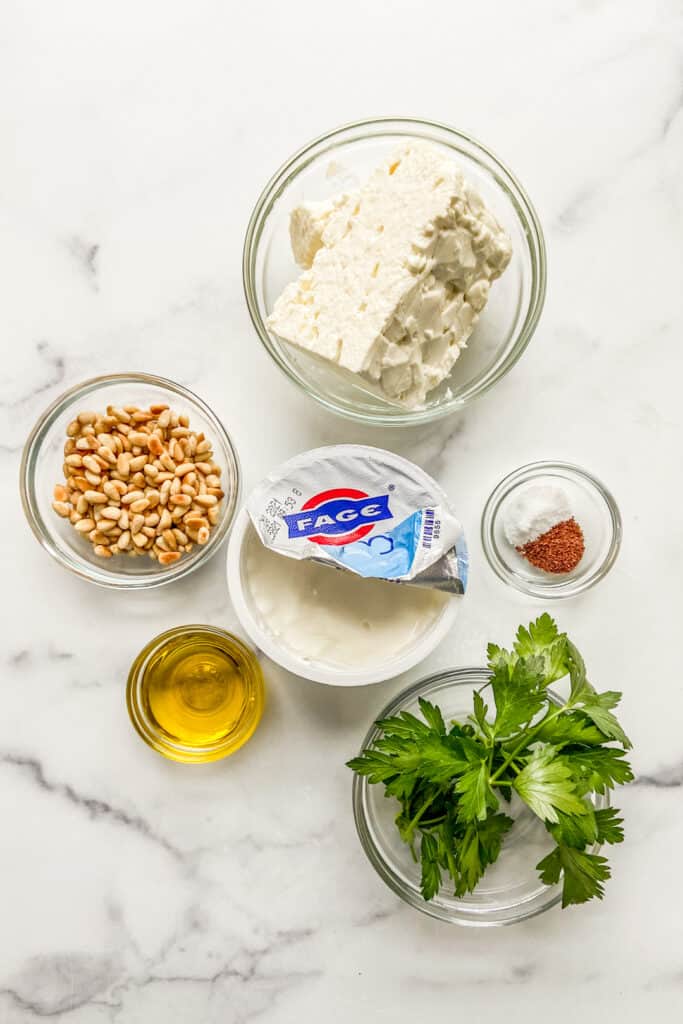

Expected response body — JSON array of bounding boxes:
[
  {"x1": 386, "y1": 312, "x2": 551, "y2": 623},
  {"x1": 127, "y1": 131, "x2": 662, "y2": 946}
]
[{"x1": 518, "y1": 517, "x2": 585, "y2": 574}]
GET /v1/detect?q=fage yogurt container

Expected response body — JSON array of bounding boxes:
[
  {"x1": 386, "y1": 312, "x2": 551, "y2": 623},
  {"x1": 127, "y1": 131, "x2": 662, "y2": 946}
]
[{"x1": 227, "y1": 445, "x2": 467, "y2": 686}]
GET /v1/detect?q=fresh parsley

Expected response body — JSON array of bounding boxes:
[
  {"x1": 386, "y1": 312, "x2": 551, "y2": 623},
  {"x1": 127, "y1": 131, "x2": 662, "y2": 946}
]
[{"x1": 347, "y1": 614, "x2": 632, "y2": 909}]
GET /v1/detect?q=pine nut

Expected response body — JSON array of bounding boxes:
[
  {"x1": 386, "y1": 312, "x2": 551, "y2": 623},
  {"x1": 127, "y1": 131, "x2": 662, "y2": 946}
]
[
  {"x1": 194, "y1": 494, "x2": 217, "y2": 507},
  {"x1": 158, "y1": 551, "x2": 180, "y2": 565},
  {"x1": 132, "y1": 532, "x2": 148, "y2": 548},
  {"x1": 85, "y1": 471, "x2": 102, "y2": 487},
  {"x1": 84, "y1": 490, "x2": 107, "y2": 505},
  {"x1": 121, "y1": 490, "x2": 145, "y2": 505},
  {"x1": 77, "y1": 411, "x2": 97, "y2": 424},
  {"x1": 97, "y1": 446, "x2": 116, "y2": 464},
  {"x1": 162, "y1": 529, "x2": 177, "y2": 550},
  {"x1": 117, "y1": 531, "x2": 131, "y2": 550},
  {"x1": 131, "y1": 514, "x2": 145, "y2": 535},
  {"x1": 207, "y1": 506, "x2": 219, "y2": 525},
  {"x1": 52, "y1": 501, "x2": 70, "y2": 517},
  {"x1": 117, "y1": 453, "x2": 132, "y2": 476},
  {"x1": 129, "y1": 454, "x2": 147, "y2": 471},
  {"x1": 97, "y1": 520, "x2": 118, "y2": 534},
  {"x1": 94, "y1": 545, "x2": 112, "y2": 558},
  {"x1": 101, "y1": 506, "x2": 121, "y2": 521},
  {"x1": 77, "y1": 495, "x2": 89, "y2": 515},
  {"x1": 103, "y1": 481, "x2": 121, "y2": 501},
  {"x1": 129, "y1": 498, "x2": 149, "y2": 514},
  {"x1": 175, "y1": 462, "x2": 194, "y2": 477},
  {"x1": 184, "y1": 515, "x2": 207, "y2": 531},
  {"x1": 169, "y1": 494, "x2": 191, "y2": 507}
]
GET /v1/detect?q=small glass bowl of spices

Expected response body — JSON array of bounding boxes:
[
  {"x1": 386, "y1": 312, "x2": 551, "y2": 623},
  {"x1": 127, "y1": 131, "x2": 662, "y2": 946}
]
[
  {"x1": 481, "y1": 461, "x2": 621, "y2": 598},
  {"x1": 127, "y1": 625, "x2": 265, "y2": 763},
  {"x1": 20, "y1": 373, "x2": 240, "y2": 588}
]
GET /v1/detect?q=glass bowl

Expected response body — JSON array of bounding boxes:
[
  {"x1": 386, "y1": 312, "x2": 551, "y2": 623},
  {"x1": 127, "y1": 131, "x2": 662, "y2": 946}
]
[
  {"x1": 243, "y1": 117, "x2": 546, "y2": 426},
  {"x1": 352, "y1": 668, "x2": 610, "y2": 927},
  {"x1": 126, "y1": 625, "x2": 265, "y2": 764},
  {"x1": 20, "y1": 373, "x2": 240, "y2": 589},
  {"x1": 481, "y1": 461, "x2": 622, "y2": 599}
]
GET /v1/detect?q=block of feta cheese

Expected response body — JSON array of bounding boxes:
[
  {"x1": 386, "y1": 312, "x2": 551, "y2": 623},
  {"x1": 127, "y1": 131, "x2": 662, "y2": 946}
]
[{"x1": 267, "y1": 142, "x2": 512, "y2": 409}]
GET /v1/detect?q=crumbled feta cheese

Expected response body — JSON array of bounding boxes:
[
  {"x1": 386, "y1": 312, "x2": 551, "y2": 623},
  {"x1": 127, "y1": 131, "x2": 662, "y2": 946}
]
[{"x1": 268, "y1": 142, "x2": 512, "y2": 408}]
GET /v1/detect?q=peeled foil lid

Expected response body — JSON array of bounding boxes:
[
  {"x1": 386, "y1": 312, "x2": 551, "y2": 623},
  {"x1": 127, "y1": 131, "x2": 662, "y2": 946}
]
[{"x1": 246, "y1": 444, "x2": 468, "y2": 595}]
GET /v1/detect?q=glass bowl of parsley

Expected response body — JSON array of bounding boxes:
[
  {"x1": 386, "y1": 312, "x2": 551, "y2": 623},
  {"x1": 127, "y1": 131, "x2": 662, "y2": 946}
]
[{"x1": 350, "y1": 616, "x2": 632, "y2": 926}]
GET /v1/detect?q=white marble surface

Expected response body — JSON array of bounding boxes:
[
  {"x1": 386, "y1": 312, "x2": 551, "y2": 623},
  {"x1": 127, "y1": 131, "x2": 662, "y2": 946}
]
[{"x1": 2, "y1": 1, "x2": 682, "y2": 1020}]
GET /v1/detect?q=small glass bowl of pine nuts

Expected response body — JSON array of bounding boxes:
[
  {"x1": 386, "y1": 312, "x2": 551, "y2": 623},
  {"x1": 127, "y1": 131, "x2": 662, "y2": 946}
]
[{"x1": 20, "y1": 373, "x2": 240, "y2": 588}]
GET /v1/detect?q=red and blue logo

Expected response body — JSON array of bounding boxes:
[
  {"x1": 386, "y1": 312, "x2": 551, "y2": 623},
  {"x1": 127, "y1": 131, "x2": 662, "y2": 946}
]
[{"x1": 281, "y1": 489, "x2": 392, "y2": 546}]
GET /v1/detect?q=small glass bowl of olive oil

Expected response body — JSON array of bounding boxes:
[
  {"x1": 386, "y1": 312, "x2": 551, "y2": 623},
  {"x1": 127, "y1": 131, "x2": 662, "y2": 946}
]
[{"x1": 127, "y1": 625, "x2": 264, "y2": 763}]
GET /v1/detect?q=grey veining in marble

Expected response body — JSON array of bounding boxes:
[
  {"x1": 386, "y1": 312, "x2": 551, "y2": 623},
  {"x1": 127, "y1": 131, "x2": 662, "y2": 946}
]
[{"x1": 2, "y1": 0, "x2": 682, "y2": 1020}]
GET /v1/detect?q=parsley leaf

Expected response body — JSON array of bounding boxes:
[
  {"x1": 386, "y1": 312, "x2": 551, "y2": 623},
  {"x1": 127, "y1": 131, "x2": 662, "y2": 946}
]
[
  {"x1": 537, "y1": 845, "x2": 611, "y2": 907},
  {"x1": 490, "y1": 656, "x2": 547, "y2": 737},
  {"x1": 534, "y1": 712, "x2": 607, "y2": 747},
  {"x1": 578, "y1": 692, "x2": 632, "y2": 750},
  {"x1": 594, "y1": 807, "x2": 625, "y2": 845},
  {"x1": 564, "y1": 747, "x2": 634, "y2": 795},
  {"x1": 420, "y1": 831, "x2": 442, "y2": 901},
  {"x1": 513, "y1": 747, "x2": 590, "y2": 823},
  {"x1": 455, "y1": 760, "x2": 498, "y2": 822},
  {"x1": 418, "y1": 697, "x2": 446, "y2": 735},
  {"x1": 455, "y1": 813, "x2": 513, "y2": 896}
]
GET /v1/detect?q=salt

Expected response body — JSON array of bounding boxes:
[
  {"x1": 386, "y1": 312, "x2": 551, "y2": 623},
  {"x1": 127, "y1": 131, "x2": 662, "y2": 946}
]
[{"x1": 503, "y1": 484, "x2": 573, "y2": 548}]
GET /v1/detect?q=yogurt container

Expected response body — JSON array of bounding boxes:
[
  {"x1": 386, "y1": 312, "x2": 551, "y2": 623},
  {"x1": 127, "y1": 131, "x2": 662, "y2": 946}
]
[{"x1": 227, "y1": 445, "x2": 467, "y2": 686}]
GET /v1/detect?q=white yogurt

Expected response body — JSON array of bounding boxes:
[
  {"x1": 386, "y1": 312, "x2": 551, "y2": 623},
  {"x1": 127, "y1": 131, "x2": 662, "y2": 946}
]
[{"x1": 243, "y1": 525, "x2": 449, "y2": 670}]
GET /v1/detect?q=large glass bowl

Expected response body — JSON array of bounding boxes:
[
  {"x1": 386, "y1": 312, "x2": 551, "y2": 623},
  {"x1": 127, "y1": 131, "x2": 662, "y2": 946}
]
[
  {"x1": 20, "y1": 373, "x2": 240, "y2": 588},
  {"x1": 352, "y1": 668, "x2": 609, "y2": 926},
  {"x1": 243, "y1": 117, "x2": 546, "y2": 426}
]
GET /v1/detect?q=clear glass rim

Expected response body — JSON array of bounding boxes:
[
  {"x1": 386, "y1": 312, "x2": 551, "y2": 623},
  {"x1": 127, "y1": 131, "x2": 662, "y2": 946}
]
[
  {"x1": 481, "y1": 460, "x2": 623, "y2": 599},
  {"x1": 126, "y1": 624, "x2": 264, "y2": 763},
  {"x1": 352, "y1": 667, "x2": 606, "y2": 927},
  {"x1": 242, "y1": 115, "x2": 547, "y2": 427},
  {"x1": 19, "y1": 372, "x2": 241, "y2": 589}
]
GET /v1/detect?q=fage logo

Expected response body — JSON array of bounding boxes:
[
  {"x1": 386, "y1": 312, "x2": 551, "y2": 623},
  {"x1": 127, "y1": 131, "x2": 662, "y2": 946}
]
[{"x1": 281, "y1": 488, "x2": 392, "y2": 546}]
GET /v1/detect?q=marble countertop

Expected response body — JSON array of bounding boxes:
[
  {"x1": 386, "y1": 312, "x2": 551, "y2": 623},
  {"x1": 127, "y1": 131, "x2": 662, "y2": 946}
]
[{"x1": 3, "y1": 1, "x2": 682, "y2": 1020}]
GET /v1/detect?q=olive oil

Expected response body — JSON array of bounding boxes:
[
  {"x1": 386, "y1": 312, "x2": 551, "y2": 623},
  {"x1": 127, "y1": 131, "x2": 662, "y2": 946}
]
[{"x1": 127, "y1": 626, "x2": 264, "y2": 763}]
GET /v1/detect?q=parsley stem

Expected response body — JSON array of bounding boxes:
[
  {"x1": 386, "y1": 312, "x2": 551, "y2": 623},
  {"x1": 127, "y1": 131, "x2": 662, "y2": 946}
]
[
  {"x1": 407, "y1": 793, "x2": 439, "y2": 834},
  {"x1": 489, "y1": 704, "x2": 570, "y2": 783}
]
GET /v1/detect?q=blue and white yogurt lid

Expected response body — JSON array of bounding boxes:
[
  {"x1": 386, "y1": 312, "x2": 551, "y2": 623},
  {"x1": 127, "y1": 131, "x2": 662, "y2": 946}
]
[{"x1": 247, "y1": 445, "x2": 468, "y2": 595}]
